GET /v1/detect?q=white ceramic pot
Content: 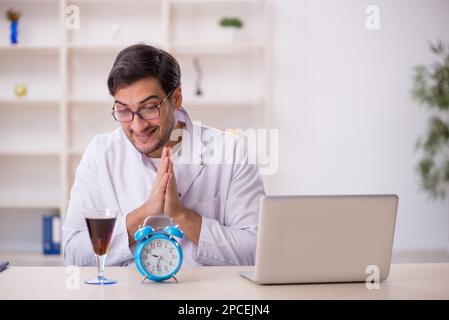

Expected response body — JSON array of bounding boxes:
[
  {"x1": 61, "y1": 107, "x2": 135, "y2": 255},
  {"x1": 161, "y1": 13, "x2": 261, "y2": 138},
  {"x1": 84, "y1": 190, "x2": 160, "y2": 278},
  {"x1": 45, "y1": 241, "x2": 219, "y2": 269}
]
[{"x1": 221, "y1": 27, "x2": 239, "y2": 44}]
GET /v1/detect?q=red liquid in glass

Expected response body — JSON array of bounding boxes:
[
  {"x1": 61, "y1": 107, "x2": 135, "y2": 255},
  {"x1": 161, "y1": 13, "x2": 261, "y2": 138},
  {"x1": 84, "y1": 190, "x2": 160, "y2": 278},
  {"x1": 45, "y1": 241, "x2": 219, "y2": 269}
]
[{"x1": 85, "y1": 218, "x2": 116, "y2": 256}]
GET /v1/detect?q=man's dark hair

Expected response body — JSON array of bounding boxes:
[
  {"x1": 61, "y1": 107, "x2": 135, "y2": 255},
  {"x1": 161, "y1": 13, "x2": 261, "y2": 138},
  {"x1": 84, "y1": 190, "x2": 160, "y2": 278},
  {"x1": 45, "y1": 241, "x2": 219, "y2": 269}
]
[{"x1": 107, "y1": 44, "x2": 181, "y2": 96}]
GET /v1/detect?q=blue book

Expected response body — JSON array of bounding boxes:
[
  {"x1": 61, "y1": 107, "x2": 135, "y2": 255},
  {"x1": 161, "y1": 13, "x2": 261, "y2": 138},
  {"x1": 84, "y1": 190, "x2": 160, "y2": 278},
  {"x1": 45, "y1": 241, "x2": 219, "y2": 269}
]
[{"x1": 43, "y1": 215, "x2": 61, "y2": 255}]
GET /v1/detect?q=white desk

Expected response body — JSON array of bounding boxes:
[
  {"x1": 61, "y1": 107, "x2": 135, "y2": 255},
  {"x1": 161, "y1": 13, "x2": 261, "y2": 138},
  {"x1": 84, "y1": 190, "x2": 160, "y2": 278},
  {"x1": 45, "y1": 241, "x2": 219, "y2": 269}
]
[{"x1": 1, "y1": 263, "x2": 448, "y2": 299}]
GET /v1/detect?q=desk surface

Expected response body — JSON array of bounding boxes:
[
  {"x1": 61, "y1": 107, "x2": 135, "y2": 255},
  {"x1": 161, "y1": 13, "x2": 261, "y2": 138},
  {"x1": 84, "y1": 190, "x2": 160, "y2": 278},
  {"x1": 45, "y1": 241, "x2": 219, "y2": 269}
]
[{"x1": 1, "y1": 263, "x2": 448, "y2": 300}]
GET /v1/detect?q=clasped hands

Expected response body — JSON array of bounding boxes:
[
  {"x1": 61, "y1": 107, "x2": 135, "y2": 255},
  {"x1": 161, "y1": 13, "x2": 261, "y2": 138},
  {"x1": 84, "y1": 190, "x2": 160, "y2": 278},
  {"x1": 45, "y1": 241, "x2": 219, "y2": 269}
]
[{"x1": 142, "y1": 146, "x2": 185, "y2": 220}]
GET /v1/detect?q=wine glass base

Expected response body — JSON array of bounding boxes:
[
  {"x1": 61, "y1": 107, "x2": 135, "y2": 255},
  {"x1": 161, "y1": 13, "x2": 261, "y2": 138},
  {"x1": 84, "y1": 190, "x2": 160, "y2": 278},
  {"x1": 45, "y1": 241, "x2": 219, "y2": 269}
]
[{"x1": 85, "y1": 276, "x2": 117, "y2": 285}]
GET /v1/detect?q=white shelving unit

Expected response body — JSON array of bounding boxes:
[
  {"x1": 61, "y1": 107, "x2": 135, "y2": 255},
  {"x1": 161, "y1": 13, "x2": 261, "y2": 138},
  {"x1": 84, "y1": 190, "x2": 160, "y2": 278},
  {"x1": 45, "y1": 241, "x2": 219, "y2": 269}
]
[{"x1": 0, "y1": 0, "x2": 269, "y2": 260}]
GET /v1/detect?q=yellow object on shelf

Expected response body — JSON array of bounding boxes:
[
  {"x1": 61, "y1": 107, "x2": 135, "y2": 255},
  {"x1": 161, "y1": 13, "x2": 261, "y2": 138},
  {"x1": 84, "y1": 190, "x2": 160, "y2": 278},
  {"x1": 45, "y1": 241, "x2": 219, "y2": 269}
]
[{"x1": 14, "y1": 84, "x2": 27, "y2": 97}]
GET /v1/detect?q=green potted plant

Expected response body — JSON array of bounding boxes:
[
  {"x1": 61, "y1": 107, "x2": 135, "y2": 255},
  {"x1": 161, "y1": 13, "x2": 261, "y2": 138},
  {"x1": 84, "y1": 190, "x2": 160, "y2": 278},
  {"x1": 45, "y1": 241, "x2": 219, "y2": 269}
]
[
  {"x1": 412, "y1": 41, "x2": 449, "y2": 199},
  {"x1": 218, "y1": 17, "x2": 244, "y2": 43}
]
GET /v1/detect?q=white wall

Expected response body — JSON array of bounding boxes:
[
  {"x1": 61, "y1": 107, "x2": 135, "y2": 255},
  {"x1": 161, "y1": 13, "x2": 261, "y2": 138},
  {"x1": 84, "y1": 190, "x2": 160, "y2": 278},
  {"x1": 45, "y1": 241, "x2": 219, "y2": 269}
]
[{"x1": 268, "y1": 0, "x2": 449, "y2": 252}]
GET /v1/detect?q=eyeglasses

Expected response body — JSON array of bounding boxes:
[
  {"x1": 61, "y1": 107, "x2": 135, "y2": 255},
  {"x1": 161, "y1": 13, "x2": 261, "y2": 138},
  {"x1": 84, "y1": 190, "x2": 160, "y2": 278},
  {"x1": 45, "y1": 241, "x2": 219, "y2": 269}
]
[{"x1": 111, "y1": 89, "x2": 175, "y2": 123}]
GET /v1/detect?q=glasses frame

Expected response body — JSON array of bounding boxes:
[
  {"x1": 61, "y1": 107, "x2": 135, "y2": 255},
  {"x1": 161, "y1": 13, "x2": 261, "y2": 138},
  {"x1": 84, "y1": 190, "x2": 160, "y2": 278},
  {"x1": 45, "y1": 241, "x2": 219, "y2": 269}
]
[{"x1": 111, "y1": 88, "x2": 175, "y2": 123}]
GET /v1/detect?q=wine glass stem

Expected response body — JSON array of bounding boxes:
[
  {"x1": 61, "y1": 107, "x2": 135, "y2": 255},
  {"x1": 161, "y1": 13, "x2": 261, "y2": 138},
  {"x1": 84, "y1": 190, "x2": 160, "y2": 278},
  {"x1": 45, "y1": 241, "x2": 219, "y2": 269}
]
[{"x1": 96, "y1": 254, "x2": 106, "y2": 279}]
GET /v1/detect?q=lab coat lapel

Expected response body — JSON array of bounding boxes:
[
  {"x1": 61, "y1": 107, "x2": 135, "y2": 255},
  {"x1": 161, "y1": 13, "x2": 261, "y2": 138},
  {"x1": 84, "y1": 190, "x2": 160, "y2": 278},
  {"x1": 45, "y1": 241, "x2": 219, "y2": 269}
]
[{"x1": 172, "y1": 108, "x2": 205, "y2": 199}]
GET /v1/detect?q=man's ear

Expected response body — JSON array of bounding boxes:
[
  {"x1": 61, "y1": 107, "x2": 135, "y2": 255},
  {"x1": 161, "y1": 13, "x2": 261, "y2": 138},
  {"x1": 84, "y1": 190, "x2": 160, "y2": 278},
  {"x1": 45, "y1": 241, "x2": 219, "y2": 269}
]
[{"x1": 172, "y1": 86, "x2": 183, "y2": 109}]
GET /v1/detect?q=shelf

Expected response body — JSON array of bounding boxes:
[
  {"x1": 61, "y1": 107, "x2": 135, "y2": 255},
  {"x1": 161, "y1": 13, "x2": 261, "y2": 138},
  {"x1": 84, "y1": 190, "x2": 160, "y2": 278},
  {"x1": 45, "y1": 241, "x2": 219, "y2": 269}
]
[
  {"x1": 68, "y1": 43, "x2": 134, "y2": 54},
  {"x1": 68, "y1": 0, "x2": 158, "y2": 3},
  {"x1": 169, "y1": 0, "x2": 263, "y2": 4},
  {"x1": 68, "y1": 43, "x2": 165, "y2": 54},
  {"x1": 68, "y1": 43, "x2": 124, "y2": 53},
  {"x1": 0, "y1": 98, "x2": 60, "y2": 106},
  {"x1": 0, "y1": 0, "x2": 58, "y2": 3},
  {"x1": 68, "y1": 51, "x2": 117, "y2": 100},
  {"x1": 169, "y1": 42, "x2": 264, "y2": 55},
  {"x1": 67, "y1": 43, "x2": 264, "y2": 56},
  {"x1": 68, "y1": 103, "x2": 118, "y2": 152},
  {"x1": 0, "y1": 51, "x2": 60, "y2": 102},
  {"x1": 0, "y1": 253, "x2": 63, "y2": 267},
  {"x1": 68, "y1": 148, "x2": 84, "y2": 155},
  {"x1": 184, "y1": 97, "x2": 263, "y2": 108},
  {"x1": 0, "y1": 150, "x2": 59, "y2": 156},
  {"x1": 0, "y1": 105, "x2": 61, "y2": 152},
  {"x1": 67, "y1": 96, "x2": 261, "y2": 108},
  {"x1": 68, "y1": 96, "x2": 111, "y2": 104},
  {"x1": 0, "y1": 1, "x2": 60, "y2": 47},
  {"x1": 0, "y1": 45, "x2": 59, "y2": 53},
  {"x1": 67, "y1": 0, "x2": 163, "y2": 47},
  {"x1": 0, "y1": 201, "x2": 60, "y2": 209},
  {"x1": 0, "y1": 157, "x2": 61, "y2": 209}
]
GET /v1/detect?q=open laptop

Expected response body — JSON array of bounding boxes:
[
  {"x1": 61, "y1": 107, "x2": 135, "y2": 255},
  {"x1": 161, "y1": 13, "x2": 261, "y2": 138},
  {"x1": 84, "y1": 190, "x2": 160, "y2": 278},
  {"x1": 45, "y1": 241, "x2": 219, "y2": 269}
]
[{"x1": 240, "y1": 195, "x2": 398, "y2": 284}]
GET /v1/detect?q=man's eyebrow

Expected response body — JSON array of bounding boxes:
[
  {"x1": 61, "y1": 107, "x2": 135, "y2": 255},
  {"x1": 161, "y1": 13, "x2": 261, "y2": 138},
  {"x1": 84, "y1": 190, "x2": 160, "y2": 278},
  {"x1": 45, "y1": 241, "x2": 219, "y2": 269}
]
[
  {"x1": 114, "y1": 100, "x2": 128, "y2": 106},
  {"x1": 138, "y1": 94, "x2": 160, "y2": 104},
  {"x1": 113, "y1": 94, "x2": 160, "y2": 108}
]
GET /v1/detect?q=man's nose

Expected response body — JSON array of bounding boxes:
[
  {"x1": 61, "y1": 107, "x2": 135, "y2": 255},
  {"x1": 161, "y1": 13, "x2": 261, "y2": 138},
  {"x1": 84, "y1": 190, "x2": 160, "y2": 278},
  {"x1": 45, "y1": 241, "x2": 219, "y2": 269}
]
[{"x1": 130, "y1": 113, "x2": 149, "y2": 132}]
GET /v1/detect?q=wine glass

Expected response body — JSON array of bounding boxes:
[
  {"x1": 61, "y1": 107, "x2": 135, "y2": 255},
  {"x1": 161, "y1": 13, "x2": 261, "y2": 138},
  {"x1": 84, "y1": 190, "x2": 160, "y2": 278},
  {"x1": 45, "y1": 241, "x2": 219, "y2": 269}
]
[{"x1": 84, "y1": 209, "x2": 118, "y2": 285}]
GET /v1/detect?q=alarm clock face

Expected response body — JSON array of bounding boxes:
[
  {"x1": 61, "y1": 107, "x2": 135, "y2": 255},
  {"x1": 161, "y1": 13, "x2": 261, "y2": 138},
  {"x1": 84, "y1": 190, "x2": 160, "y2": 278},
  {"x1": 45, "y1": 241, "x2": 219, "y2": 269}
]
[{"x1": 141, "y1": 237, "x2": 180, "y2": 277}]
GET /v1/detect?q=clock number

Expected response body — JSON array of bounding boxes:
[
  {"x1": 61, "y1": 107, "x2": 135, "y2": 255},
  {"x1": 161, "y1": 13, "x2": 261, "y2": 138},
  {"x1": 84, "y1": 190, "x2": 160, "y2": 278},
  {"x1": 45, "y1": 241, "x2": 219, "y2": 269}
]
[{"x1": 143, "y1": 239, "x2": 180, "y2": 277}]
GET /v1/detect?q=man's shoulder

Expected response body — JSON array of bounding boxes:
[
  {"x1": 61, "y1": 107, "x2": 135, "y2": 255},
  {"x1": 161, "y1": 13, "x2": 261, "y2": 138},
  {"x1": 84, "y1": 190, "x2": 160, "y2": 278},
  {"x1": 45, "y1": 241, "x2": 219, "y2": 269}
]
[
  {"x1": 194, "y1": 122, "x2": 244, "y2": 146},
  {"x1": 85, "y1": 127, "x2": 124, "y2": 154},
  {"x1": 192, "y1": 123, "x2": 251, "y2": 164}
]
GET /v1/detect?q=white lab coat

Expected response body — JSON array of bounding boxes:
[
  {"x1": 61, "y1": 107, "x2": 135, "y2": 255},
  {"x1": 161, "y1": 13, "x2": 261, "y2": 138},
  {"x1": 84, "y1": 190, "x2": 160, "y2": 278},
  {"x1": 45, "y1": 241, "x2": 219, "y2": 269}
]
[{"x1": 62, "y1": 107, "x2": 265, "y2": 267}]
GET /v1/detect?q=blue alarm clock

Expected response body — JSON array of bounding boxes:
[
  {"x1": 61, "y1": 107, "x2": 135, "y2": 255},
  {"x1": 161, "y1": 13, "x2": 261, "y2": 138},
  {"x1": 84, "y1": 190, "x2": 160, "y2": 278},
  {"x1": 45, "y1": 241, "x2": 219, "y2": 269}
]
[{"x1": 134, "y1": 215, "x2": 184, "y2": 283}]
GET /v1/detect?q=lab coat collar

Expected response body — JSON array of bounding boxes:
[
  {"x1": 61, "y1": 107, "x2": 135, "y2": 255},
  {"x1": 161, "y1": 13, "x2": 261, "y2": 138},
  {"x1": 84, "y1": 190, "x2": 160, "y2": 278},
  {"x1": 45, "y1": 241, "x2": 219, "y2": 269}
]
[
  {"x1": 172, "y1": 107, "x2": 205, "y2": 198},
  {"x1": 176, "y1": 106, "x2": 205, "y2": 166}
]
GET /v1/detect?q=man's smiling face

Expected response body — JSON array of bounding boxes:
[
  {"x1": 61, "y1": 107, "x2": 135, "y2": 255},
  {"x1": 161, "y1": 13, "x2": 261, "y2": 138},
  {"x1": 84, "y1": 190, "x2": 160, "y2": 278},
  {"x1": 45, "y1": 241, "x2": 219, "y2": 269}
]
[{"x1": 113, "y1": 78, "x2": 181, "y2": 158}]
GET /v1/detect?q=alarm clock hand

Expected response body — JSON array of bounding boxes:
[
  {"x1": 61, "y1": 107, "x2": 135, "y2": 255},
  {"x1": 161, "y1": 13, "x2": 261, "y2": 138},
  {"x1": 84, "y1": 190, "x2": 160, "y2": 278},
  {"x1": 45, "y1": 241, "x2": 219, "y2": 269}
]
[
  {"x1": 151, "y1": 251, "x2": 167, "y2": 263},
  {"x1": 156, "y1": 255, "x2": 162, "y2": 271},
  {"x1": 150, "y1": 253, "x2": 161, "y2": 266},
  {"x1": 152, "y1": 251, "x2": 168, "y2": 262}
]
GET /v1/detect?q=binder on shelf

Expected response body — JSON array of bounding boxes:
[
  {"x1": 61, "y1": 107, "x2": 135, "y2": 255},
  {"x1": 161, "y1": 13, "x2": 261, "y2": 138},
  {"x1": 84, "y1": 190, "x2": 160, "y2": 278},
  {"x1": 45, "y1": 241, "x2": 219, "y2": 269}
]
[{"x1": 43, "y1": 215, "x2": 61, "y2": 255}]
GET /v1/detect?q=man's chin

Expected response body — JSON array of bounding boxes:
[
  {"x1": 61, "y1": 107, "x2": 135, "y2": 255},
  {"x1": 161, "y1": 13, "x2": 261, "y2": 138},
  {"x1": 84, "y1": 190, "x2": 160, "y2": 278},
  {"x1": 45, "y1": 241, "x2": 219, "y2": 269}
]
[
  {"x1": 127, "y1": 136, "x2": 158, "y2": 154},
  {"x1": 135, "y1": 143, "x2": 159, "y2": 155}
]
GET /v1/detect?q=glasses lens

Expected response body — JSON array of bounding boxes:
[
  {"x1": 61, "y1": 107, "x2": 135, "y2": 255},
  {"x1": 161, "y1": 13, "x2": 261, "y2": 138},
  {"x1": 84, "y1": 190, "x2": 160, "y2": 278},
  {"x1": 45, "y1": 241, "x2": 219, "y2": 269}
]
[
  {"x1": 139, "y1": 107, "x2": 159, "y2": 120},
  {"x1": 113, "y1": 110, "x2": 133, "y2": 122}
]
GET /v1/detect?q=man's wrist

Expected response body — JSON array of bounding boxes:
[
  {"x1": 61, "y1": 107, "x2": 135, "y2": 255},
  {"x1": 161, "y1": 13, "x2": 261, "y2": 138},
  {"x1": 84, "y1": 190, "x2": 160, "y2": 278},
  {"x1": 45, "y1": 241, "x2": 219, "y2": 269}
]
[
  {"x1": 126, "y1": 204, "x2": 155, "y2": 247},
  {"x1": 171, "y1": 207, "x2": 202, "y2": 245},
  {"x1": 170, "y1": 205, "x2": 189, "y2": 225},
  {"x1": 141, "y1": 201, "x2": 165, "y2": 219}
]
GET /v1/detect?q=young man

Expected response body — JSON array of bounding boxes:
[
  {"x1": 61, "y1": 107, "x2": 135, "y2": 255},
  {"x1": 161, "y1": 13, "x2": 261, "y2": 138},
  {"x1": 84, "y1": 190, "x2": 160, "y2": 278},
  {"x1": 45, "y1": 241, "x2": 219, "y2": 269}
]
[{"x1": 62, "y1": 44, "x2": 265, "y2": 266}]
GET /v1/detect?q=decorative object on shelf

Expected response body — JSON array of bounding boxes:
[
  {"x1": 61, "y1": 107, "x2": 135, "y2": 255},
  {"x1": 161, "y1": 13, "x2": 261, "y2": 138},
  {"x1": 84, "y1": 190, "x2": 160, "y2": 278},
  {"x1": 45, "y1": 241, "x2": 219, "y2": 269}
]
[
  {"x1": 6, "y1": 9, "x2": 22, "y2": 45},
  {"x1": 193, "y1": 57, "x2": 203, "y2": 96},
  {"x1": 412, "y1": 40, "x2": 449, "y2": 199},
  {"x1": 134, "y1": 215, "x2": 184, "y2": 283},
  {"x1": 43, "y1": 215, "x2": 61, "y2": 255},
  {"x1": 110, "y1": 23, "x2": 123, "y2": 45},
  {"x1": 219, "y1": 17, "x2": 244, "y2": 43},
  {"x1": 14, "y1": 83, "x2": 27, "y2": 98}
]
